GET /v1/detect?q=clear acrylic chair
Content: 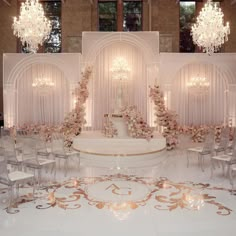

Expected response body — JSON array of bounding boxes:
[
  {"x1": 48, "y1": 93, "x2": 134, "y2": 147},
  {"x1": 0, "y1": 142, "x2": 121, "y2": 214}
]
[
  {"x1": 187, "y1": 141, "x2": 215, "y2": 171},
  {"x1": 35, "y1": 136, "x2": 51, "y2": 159},
  {"x1": 1, "y1": 136, "x2": 23, "y2": 170},
  {"x1": 229, "y1": 163, "x2": 236, "y2": 193},
  {"x1": 214, "y1": 137, "x2": 229, "y2": 156},
  {"x1": 21, "y1": 137, "x2": 56, "y2": 186},
  {"x1": 51, "y1": 138, "x2": 80, "y2": 177},
  {"x1": 0, "y1": 156, "x2": 35, "y2": 212},
  {"x1": 211, "y1": 146, "x2": 236, "y2": 178}
]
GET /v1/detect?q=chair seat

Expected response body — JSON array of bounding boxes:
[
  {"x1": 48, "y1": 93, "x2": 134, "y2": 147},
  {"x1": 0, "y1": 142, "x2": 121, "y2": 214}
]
[
  {"x1": 188, "y1": 147, "x2": 203, "y2": 153},
  {"x1": 8, "y1": 171, "x2": 34, "y2": 182},
  {"x1": 24, "y1": 158, "x2": 55, "y2": 168},
  {"x1": 230, "y1": 164, "x2": 236, "y2": 171},
  {"x1": 37, "y1": 151, "x2": 50, "y2": 156},
  {"x1": 53, "y1": 151, "x2": 78, "y2": 158},
  {"x1": 38, "y1": 158, "x2": 55, "y2": 166},
  {"x1": 212, "y1": 154, "x2": 231, "y2": 162}
]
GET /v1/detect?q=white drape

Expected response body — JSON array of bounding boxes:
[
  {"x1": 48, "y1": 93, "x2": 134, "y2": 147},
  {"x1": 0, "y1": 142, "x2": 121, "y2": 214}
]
[
  {"x1": 171, "y1": 63, "x2": 228, "y2": 126},
  {"x1": 16, "y1": 63, "x2": 69, "y2": 126},
  {"x1": 87, "y1": 42, "x2": 150, "y2": 130},
  {"x1": 228, "y1": 85, "x2": 236, "y2": 126}
]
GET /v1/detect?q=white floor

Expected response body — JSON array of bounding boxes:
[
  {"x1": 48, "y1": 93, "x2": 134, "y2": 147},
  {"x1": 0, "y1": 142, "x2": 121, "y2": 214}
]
[{"x1": 0, "y1": 135, "x2": 236, "y2": 236}]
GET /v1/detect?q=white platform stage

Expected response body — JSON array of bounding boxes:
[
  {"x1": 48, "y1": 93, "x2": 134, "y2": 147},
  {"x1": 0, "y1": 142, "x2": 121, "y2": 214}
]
[{"x1": 73, "y1": 131, "x2": 166, "y2": 167}]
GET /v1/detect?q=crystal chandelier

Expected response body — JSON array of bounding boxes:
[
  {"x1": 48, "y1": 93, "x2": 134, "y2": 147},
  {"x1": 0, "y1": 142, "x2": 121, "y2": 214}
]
[
  {"x1": 191, "y1": 0, "x2": 230, "y2": 55},
  {"x1": 187, "y1": 76, "x2": 210, "y2": 95},
  {"x1": 32, "y1": 77, "x2": 55, "y2": 95},
  {"x1": 110, "y1": 57, "x2": 130, "y2": 80},
  {"x1": 12, "y1": 0, "x2": 52, "y2": 53}
]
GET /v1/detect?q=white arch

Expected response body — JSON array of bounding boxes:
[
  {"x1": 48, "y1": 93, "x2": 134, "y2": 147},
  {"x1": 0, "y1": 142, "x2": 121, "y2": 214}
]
[
  {"x1": 82, "y1": 32, "x2": 159, "y2": 65},
  {"x1": 5, "y1": 53, "x2": 80, "y2": 86},
  {"x1": 3, "y1": 53, "x2": 81, "y2": 127},
  {"x1": 159, "y1": 53, "x2": 236, "y2": 87}
]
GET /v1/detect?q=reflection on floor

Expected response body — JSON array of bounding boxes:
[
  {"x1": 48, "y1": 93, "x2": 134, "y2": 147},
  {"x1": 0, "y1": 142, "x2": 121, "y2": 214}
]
[{"x1": 0, "y1": 138, "x2": 236, "y2": 236}]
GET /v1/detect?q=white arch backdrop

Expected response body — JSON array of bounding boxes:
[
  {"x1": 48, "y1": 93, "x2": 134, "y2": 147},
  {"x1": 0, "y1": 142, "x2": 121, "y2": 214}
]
[
  {"x1": 82, "y1": 32, "x2": 159, "y2": 129},
  {"x1": 159, "y1": 53, "x2": 236, "y2": 126},
  {"x1": 3, "y1": 53, "x2": 81, "y2": 127},
  {"x1": 3, "y1": 34, "x2": 236, "y2": 129}
]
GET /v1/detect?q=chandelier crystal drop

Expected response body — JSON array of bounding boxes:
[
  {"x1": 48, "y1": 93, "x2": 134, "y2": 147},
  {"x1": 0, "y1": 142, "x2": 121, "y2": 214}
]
[
  {"x1": 110, "y1": 57, "x2": 130, "y2": 80},
  {"x1": 12, "y1": 0, "x2": 52, "y2": 53},
  {"x1": 32, "y1": 77, "x2": 55, "y2": 95},
  {"x1": 187, "y1": 76, "x2": 210, "y2": 95},
  {"x1": 191, "y1": 0, "x2": 230, "y2": 55}
]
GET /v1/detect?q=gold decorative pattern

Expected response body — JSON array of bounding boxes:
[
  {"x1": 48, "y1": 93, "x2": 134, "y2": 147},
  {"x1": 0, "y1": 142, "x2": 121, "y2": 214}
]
[{"x1": 0, "y1": 175, "x2": 234, "y2": 216}]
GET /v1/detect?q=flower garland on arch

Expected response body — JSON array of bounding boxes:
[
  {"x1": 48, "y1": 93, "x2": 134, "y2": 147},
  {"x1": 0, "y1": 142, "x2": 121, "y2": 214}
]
[
  {"x1": 60, "y1": 66, "x2": 92, "y2": 148},
  {"x1": 149, "y1": 85, "x2": 178, "y2": 150}
]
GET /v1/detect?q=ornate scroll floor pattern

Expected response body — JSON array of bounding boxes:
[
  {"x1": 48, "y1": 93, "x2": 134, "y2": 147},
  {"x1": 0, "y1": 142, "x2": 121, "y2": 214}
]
[{"x1": 0, "y1": 174, "x2": 234, "y2": 216}]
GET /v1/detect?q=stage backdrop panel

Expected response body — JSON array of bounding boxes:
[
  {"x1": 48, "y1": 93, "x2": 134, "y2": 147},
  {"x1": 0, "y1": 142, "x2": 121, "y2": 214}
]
[
  {"x1": 82, "y1": 32, "x2": 159, "y2": 129},
  {"x1": 3, "y1": 53, "x2": 81, "y2": 127},
  {"x1": 159, "y1": 53, "x2": 236, "y2": 126}
]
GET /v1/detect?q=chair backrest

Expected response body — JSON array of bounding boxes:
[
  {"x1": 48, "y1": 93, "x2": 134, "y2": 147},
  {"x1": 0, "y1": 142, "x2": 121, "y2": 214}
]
[
  {"x1": 2, "y1": 136, "x2": 16, "y2": 155},
  {"x1": 205, "y1": 129, "x2": 214, "y2": 141},
  {"x1": 0, "y1": 157, "x2": 11, "y2": 186},
  {"x1": 231, "y1": 147, "x2": 236, "y2": 161},
  {"x1": 20, "y1": 137, "x2": 37, "y2": 159},
  {"x1": 218, "y1": 137, "x2": 229, "y2": 149},
  {"x1": 51, "y1": 138, "x2": 65, "y2": 154},
  {"x1": 202, "y1": 141, "x2": 214, "y2": 153},
  {"x1": 221, "y1": 127, "x2": 230, "y2": 138},
  {"x1": 230, "y1": 137, "x2": 236, "y2": 149}
]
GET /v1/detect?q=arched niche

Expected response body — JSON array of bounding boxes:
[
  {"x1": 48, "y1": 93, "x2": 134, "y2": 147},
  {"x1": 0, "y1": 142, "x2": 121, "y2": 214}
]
[
  {"x1": 15, "y1": 63, "x2": 69, "y2": 126},
  {"x1": 3, "y1": 53, "x2": 81, "y2": 127},
  {"x1": 82, "y1": 32, "x2": 159, "y2": 129},
  {"x1": 171, "y1": 63, "x2": 228, "y2": 126},
  {"x1": 159, "y1": 53, "x2": 236, "y2": 126}
]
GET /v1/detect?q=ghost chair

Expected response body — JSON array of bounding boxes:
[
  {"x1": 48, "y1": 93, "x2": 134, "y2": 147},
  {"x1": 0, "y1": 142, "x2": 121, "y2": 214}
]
[
  {"x1": 1, "y1": 136, "x2": 23, "y2": 170},
  {"x1": 0, "y1": 157, "x2": 35, "y2": 212},
  {"x1": 214, "y1": 137, "x2": 229, "y2": 156},
  {"x1": 211, "y1": 146, "x2": 236, "y2": 178},
  {"x1": 187, "y1": 140, "x2": 215, "y2": 172},
  {"x1": 21, "y1": 137, "x2": 56, "y2": 186},
  {"x1": 229, "y1": 163, "x2": 236, "y2": 193},
  {"x1": 51, "y1": 137, "x2": 80, "y2": 177}
]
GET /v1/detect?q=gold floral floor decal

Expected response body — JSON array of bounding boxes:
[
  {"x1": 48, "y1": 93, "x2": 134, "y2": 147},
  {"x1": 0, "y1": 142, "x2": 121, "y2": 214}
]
[{"x1": 1, "y1": 174, "x2": 235, "y2": 216}]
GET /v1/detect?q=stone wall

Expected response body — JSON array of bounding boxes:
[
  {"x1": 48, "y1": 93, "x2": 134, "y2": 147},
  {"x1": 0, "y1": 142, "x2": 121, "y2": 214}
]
[
  {"x1": 62, "y1": 0, "x2": 94, "y2": 53},
  {"x1": 221, "y1": 0, "x2": 236, "y2": 52},
  {"x1": 151, "y1": 0, "x2": 180, "y2": 52}
]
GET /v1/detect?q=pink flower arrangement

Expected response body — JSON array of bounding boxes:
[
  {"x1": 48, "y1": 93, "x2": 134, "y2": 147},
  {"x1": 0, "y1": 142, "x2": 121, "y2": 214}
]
[
  {"x1": 149, "y1": 85, "x2": 178, "y2": 150},
  {"x1": 60, "y1": 66, "x2": 92, "y2": 148},
  {"x1": 121, "y1": 106, "x2": 154, "y2": 140},
  {"x1": 18, "y1": 124, "x2": 59, "y2": 142},
  {"x1": 103, "y1": 118, "x2": 118, "y2": 138}
]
